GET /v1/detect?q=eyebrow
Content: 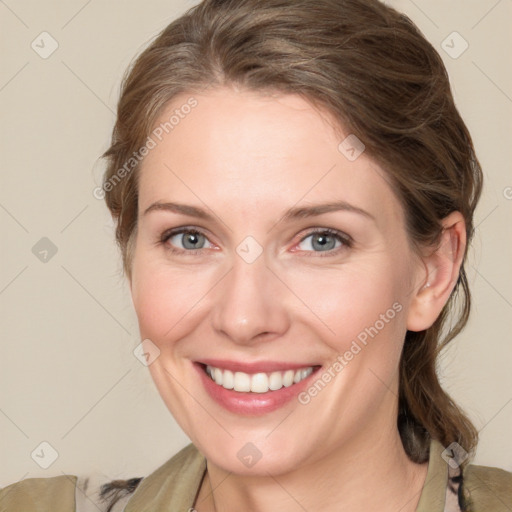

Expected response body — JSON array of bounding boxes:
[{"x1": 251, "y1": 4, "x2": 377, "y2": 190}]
[{"x1": 143, "y1": 200, "x2": 375, "y2": 222}]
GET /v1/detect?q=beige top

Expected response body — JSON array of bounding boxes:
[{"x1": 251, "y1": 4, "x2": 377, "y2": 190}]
[{"x1": 1, "y1": 439, "x2": 511, "y2": 511}]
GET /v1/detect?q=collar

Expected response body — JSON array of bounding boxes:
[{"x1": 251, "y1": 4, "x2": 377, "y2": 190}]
[{"x1": 125, "y1": 439, "x2": 449, "y2": 511}]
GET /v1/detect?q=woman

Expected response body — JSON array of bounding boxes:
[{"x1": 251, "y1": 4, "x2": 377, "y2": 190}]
[{"x1": 1, "y1": 0, "x2": 510, "y2": 510}]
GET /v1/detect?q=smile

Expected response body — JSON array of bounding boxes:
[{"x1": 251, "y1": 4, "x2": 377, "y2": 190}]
[{"x1": 194, "y1": 360, "x2": 322, "y2": 415}]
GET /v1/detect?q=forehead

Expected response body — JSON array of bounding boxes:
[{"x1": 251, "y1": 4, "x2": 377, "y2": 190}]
[{"x1": 137, "y1": 87, "x2": 403, "y2": 229}]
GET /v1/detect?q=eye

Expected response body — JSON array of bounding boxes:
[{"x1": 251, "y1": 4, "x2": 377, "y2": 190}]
[
  {"x1": 295, "y1": 228, "x2": 351, "y2": 256},
  {"x1": 159, "y1": 226, "x2": 351, "y2": 257},
  {"x1": 160, "y1": 228, "x2": 214, "y2": 254}
]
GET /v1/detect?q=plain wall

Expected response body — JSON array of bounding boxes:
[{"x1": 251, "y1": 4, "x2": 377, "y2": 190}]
[{"x1": 1, "y1": 0, "x2": 511, "y2": 486}]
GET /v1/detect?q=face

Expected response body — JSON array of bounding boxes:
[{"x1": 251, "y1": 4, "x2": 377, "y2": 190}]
[{"x1": 130, "y1": 86, "x2": 423, "y2": 475}]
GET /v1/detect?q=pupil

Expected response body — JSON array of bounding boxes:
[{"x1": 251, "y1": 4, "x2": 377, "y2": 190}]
[
  {"x1": 184, "y1": 232, "x2": 201, "y2": 249},
  {"x1": 313, "y1": 233, "x2": 334, "y2": 251}
]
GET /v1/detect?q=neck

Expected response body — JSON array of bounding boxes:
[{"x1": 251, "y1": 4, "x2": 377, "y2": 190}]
[{"x1": 195, "y1": 426, "x2": 428, "y2": 512}]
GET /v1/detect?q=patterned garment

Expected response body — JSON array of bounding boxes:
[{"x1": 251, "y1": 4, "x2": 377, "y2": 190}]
[
  {"x1": 74, "y1": 473, "x2": 138, "y2": 512},
  {"x1": 444, "y1": 463, "x2": 464, "y2": 512}
]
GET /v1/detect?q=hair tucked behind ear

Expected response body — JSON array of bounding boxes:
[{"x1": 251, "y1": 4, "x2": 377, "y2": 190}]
[{"x1": 102, "y1": 0, "x2": 482, "y2": 464}]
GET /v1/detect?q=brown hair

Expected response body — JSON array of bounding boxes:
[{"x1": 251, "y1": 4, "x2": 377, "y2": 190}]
[{"x1": 102, "y1": 0, "x2": 482, "y2": 466}]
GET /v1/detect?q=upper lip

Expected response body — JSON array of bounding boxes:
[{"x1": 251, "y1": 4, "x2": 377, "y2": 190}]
[{"x1": 196, "y1": 359, "x2": 320, "y2": 374}]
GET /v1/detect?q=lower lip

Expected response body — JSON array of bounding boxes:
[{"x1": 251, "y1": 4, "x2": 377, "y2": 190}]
[{"x1": 194, "y1": 363, "x2": 321, "y2": 415}]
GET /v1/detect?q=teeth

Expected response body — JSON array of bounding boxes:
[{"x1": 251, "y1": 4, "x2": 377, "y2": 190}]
[
  {"x1": 250, "y1": 373, "x2": 268, "y2": 393},
  {"x1": 205, "y1": 365, "x2": 314, "y2": 393}
]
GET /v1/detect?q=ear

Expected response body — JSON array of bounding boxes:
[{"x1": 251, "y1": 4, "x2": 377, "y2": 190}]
[{"x1": 406, "y1": 211, "x2": 467, "y2": 332}]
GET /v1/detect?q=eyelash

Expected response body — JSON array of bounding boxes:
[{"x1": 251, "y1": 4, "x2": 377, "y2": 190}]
[{"x1": 159, "y1": 227, "x2": 353, "y2": 257}]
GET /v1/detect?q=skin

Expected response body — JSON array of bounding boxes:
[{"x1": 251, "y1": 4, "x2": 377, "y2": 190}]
[{"x1": 129, "y1": 86, "x2": 466, "y2": 511}]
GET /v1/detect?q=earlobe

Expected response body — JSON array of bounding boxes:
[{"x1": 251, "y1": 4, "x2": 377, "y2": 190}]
[{"x1": 406, "y1": 211, "x2": 467, "y2": 332}]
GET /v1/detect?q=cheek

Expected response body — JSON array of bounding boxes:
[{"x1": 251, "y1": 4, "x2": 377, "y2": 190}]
[
  {"x1": 286, "y1": 260, "x2": 407, "y2": 349},
  {"x1": 130, "y1": 256, "x2": 210, "y2": 349}
]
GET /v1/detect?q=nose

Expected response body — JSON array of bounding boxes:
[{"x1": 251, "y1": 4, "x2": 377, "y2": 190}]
[{"x1": 211, "y1": 252, "x2": 291, "y2": 346}]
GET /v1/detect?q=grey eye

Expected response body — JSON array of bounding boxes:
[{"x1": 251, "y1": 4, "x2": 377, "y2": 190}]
[
  {"x1": 168, "y1": 230, "x2": 212, "y2": 250},
  {"x1": 297, "y1": 232, "x2": 343, "y2": 252}
]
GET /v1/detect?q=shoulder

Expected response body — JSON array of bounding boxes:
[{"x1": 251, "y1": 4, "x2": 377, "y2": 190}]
[
  {"x1": 0, "y1": 474, "x2": 77, "y2": 512},
  {"x1": 1, "y1": 444, "x2": 205, "y2": 512},
  {"x1": 0, "y1": 472, "x2": 142, "y2": 512},
  {"x1": 463, "y1": 463, "x2": 512, "y2": 511}
]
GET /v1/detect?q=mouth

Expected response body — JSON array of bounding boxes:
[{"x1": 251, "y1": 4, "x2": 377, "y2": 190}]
[{"x1": 193, "y1": 360, "x2": 322, "y2": 415}]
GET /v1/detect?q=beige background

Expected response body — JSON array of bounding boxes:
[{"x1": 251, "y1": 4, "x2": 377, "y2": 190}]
[{"x1": 1, "y1": 0, "x2": 511, "y2": 487}]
